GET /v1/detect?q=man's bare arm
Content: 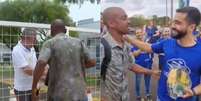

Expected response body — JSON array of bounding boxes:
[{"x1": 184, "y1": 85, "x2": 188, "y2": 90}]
[
  {"x1": 129, "y1": 64, "x2": 160, "y2": 76},
  {"x1": 32, "y1": 60, "x2": 47, "y2": 90},
  {"x1": 124, "y1": 35, "x2": 153, "y2": 53}
]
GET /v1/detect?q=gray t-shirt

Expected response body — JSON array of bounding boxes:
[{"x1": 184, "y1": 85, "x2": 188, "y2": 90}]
[
  {"x1": 39, "y1": 33, "x2": 92, "y2": 101},
  {"x1": 101, "y1": 33, "x2": 133, "y2": 101}
]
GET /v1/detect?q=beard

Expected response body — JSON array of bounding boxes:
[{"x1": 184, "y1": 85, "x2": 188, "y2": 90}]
[{"x1": 171, "y1": 28, "x2": 187, "y2": 39}]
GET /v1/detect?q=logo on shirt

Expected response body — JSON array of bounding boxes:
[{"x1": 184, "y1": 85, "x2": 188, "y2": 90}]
[
  {"x1": 167, "y1": 58, "x2": 191, "y2": 74},
  {"x1": 166, "y1": 58, "x2": 192, "y2": 99}
]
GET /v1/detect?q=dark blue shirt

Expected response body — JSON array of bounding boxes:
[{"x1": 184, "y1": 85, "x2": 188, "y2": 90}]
[
  {"x1": 197, "y1": 37, "x2": 201, "y2": 43},
  {"x1": 193, "y1": 31, "x2": 199, "y2": 36},
  {"x1": 151, "y1": 39, "x2": 201, "y2": 101},
  {"x1": 131, "y1": 46, "x2": 153, "y2": 69},
  {"x1": 157, "y1": 38, "x2": 168, "y2": 69},
  {"x1": 146, "y1": 26, "x2": 157, "y2": 38}
]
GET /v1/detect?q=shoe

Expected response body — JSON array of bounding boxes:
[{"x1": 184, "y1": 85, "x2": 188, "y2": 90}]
[
  {"x1": 146, "y1": 94, "x2": 152, "y2": 101},
  {"x1": 136, "y1": 96, "x2": 142, "y2": 101}
]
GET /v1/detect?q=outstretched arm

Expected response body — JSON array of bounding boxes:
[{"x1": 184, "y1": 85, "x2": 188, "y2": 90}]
[
  {"x1": 32, "y1": 60, "x2": 47, "y2": 101},
  {"x1": 124, "y1": 35, "x2": 153, "y2": 53},
  {"x1": 129, "y1": 64, "x2": 160, "y2": 76}
]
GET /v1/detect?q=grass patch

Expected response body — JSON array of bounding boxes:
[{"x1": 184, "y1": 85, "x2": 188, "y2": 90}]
[{"x1": 86, "y1": 76, "x2": 100, "y2": 87}]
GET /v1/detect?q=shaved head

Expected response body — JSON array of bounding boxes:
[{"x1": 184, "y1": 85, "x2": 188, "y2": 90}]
[
  {"x1": 102, "y1": 7, "x2": 126, "y2": 26},
  {"x1": 51, "y1": 19, "x2": 66, "y2": 37},
  {"x1": 102, "y1": 7, "x2": 129, "y2": 35}
]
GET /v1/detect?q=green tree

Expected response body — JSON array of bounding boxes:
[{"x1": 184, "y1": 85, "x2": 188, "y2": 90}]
[
  {"x1": 55, "y1": 0, "x2": 100, "y2": 4},
  {"x1": 0, "y1": 0, "x2": 78, "y2": 49},
  {"x1": 129, "y1": 15, "x2": 147, "y2": 28}
]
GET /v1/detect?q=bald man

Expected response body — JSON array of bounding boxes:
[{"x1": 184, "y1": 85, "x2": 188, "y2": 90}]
[
  {"x1": 32, "y1": 19, "x2": 96, "y2": 101},
  {"x1": 101, "y1": 7, "x2": 160, "y2": 101}
]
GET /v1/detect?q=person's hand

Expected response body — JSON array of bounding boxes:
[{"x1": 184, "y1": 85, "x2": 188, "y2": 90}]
[
  {"x1": 151, "y1": 70, "x2": 161, "y2": 79},
  {"x1": 32, "y1": 89, "x2": 39, "y2": 101},
  {"x1": 182, "y1": 88, "x2": 194, "y2": 98}
]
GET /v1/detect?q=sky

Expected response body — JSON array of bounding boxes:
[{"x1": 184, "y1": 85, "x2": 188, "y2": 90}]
[
  {"x1": 0, "y1": 0, "x2": 101, "y2": 22},
  {"x1": 101, "y1": 0, "x2": 201, "y2": 18},
  {"x1": 68, "y1": 1, "x2": 101, "y2": 22},
  {"x1": 0, "y1": 0, "x2": 200, "y2": 22}
]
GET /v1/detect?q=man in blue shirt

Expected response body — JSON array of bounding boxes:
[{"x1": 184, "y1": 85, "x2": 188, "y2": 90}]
[
  {"x1": 124, "y1": 7, "x2": 201, "y2": 101},
  {"x1": 131, "y1": 29, "x2": 153, "y2": 101}
]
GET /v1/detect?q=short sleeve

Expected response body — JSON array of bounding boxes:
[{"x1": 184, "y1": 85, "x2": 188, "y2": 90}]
[
  {"x1": 12, "y1": 49, "x2": 28, "y2": 68},
  {"x1": 38, "y1": 40, "x2": 51, "y2": 62},
  {"x1": 151, "y1": 40, "x2": 165, "y2": 53}
]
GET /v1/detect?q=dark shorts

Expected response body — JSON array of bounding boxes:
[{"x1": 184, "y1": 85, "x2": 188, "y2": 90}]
[{"x1": 14, "y1": 89, "x2": 32, "y2": 101}]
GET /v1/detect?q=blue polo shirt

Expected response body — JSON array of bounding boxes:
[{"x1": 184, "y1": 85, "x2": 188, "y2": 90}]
[
  {"x1": 151, "y1": 39, "x2": 201, "y2": 101},
  {"x1": 131, "y1": 46, "x2": 153, "y2": 69}
]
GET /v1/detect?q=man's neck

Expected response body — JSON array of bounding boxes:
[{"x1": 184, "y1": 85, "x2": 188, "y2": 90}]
[
  {"x1": 177, "y1": 33, "x2": 196, "y2": 47},
  {"x1": 108, "y1": 29, "x2": 124, "y2": 47}
]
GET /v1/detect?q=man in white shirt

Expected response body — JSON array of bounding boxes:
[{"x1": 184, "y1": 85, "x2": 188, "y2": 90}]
[{"x1": 12, "y1": 28, "x2": 37, "y2": 101}]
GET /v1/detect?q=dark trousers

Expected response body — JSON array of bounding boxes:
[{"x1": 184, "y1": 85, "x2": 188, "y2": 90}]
[{"x1": 14, "y1": 89, "x2": 32, "y2": 101}]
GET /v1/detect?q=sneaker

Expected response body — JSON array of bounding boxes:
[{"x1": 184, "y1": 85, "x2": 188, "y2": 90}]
[
  {"x1": 146, "y1": 95, "x2": 152, "y2": 101},
  {"x1": 136, "y1": 96, "x2": 142, "y2": 101}
]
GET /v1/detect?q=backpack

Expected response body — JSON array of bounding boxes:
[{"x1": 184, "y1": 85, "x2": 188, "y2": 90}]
[{"x1": 101, "y1": 38, "x2": 111, "y2": 81}]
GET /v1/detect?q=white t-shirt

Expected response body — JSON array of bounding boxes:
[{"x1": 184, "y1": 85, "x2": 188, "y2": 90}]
[{"x1": 12, "y1": 41, "x2": 37, "y2": 91}]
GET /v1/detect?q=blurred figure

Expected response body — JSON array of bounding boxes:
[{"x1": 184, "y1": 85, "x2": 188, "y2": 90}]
[
  {"x1": 131, "y1": 28, "x2": 153, "y2": 101},
  {"x1": 32, "y1": 19, "x2": 96, "y2": 101},
  {"x1": 197, "y1": 31, "x2": 201, "y2": 42},
  {"x1": 12, "y1": 28, "x2": 37, "y2": 101},
  {"x1": 145, "y1": 20, "x2": 158, "y2": 43},
  {"x1": 157, "y1": 27, "x2": 171, "y2": 70},
  {"x1": 179, "y1": 0, "x2": 190, "y2": 8},
  {"x1": 101, "y1": 12, "x2": 108, "y2": 36}
]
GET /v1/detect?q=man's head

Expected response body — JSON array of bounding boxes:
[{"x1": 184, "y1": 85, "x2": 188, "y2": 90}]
[
  {"x1": 171, "y1": 7, "x2": 201, "y2": 39},
  {"x1": 51, "y1": 19, "x2": 66, "y2": 37},
  {"x1": 102, "y1": 7, "x2": 129, "y2": 35},
  {"x1": 21, "y1": 28, "x2": 37, "y2": 48}
]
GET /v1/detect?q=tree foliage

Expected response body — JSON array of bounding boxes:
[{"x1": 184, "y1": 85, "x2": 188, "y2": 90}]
[
  {"x1": 129, "y1": 15, "x2": 171, "y2": 28},
  {"x1": 55, "y1": 0, "x2": 100, "y2": 4},
  {"x1": 0, "y1": 0, "x2": 78, "y2": 49}
]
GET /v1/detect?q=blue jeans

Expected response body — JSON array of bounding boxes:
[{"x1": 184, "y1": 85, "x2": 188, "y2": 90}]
[{"x1": 135, "y1": 73, "x2": 151, "y2": 97}]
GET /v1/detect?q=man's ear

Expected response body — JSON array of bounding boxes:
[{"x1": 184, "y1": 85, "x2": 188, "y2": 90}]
[{"x1": 190, "y1": 24, "x2": 196, "y2": 31}]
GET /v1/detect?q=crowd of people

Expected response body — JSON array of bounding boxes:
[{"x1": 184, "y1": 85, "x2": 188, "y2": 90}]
[
  {"x1": 11, "y1": 5, "x2": 201, "y2": 101},
  {"x1": 101, "y1": 6, "x2": 201, "y2": 101}
]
